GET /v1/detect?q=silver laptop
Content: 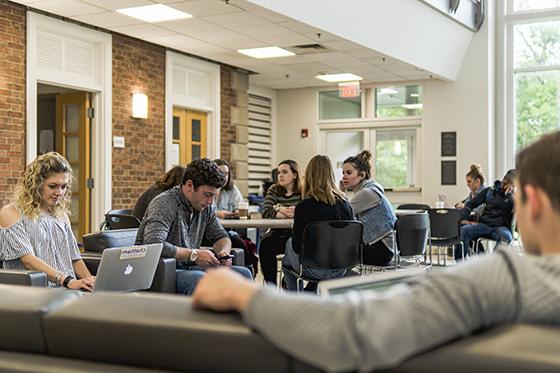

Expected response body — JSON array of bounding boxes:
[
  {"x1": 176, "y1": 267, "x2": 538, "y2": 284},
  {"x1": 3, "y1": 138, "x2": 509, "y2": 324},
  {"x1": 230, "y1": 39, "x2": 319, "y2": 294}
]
[
  {"x1": 93, "y1": 244, "x2": 163, "y2": 292},
  {"x1": 318, "y1": 267, "x2": 428, "y2": 297}
]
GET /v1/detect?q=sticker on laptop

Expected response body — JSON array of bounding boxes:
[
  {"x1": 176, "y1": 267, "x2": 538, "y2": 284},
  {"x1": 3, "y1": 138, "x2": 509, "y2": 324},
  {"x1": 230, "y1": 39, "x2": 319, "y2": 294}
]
[{"x1": 120, "y1": 247, "x2": 147, "y2": 259}]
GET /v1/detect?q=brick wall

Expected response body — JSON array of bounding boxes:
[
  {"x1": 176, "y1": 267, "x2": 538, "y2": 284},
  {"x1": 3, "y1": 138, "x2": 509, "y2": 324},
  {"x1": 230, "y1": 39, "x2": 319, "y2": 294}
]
[
  {"x1": 220, "y1": 65, "x2": 237, "y2": 176},
  {"x1": 111, "y1": 34, "x2": 166, "y2": 209},
  {"x1": 0, "y1": 0, "x2": 26, "y2": 207}
]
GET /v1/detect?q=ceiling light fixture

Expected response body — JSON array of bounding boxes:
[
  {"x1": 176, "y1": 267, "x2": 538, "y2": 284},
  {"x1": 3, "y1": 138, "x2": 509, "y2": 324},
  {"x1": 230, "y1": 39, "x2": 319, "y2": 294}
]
[
  {"x1": 116, "y1": 4, "x2": 192, "y2": 23},
  {"x1": 237, "y1": 46, "x2": 295, "y2": 59},
  {"x1": 316, "y1": 73, "x2": 363, "y2": 83}
]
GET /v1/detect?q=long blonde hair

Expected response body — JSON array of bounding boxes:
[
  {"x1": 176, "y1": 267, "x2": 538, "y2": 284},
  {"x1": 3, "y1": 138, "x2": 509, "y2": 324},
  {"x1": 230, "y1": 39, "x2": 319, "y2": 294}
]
[
  {"x1": 15, "y1": 152, "x2": 73, "y2": 220},
  {"x1": 303, "y1": 155, "x2": 346, "y2": 205}
]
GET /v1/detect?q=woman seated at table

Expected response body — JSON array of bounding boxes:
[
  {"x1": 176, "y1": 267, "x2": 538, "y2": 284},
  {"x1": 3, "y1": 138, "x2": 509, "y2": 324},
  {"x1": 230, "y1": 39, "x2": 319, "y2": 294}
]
[
  {"x1": 341, "y1": 150, "x2": 396, "y2": 266},
  {"x1": 0, "y1": 152, "x2": 95, "y2": 290},
  {"x1": 260, "y1": 160, "x2": 302, "y2": 285},
  {"x1": 455, "y1": 164, "x2": 486, "y2": 217},
  {"x1": 282, "y1": 155, "x2": 353, "y2": 291},
  {"x1": 213, "y1": 159, "x2": 258, "y2": 275},
  {"x1": 132, "y1": 165, "x2": 185, "y2": 220}
]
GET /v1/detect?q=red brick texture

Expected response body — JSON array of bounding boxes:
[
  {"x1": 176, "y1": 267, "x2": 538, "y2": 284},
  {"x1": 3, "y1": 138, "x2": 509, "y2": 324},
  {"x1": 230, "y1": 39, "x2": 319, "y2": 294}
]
[
  {"x1": 111, "y1": 34, "x2": 166, "y2": 209},
  {"x1": 0, "y1": 0, "x2": 26, "y2": 207},
  {"x1": 220, "y1": 65, "x2": 237, "y2": 177}
]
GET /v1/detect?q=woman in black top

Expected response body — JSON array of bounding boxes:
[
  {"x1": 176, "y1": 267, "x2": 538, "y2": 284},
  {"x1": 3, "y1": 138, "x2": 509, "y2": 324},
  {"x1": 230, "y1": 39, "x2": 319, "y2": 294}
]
[
  {"x1": 282, "y1": 155, "x2": 354, "y2": 291},
  {"x1": 132, "y1": 166, "x2": 185, "y2": 220}
]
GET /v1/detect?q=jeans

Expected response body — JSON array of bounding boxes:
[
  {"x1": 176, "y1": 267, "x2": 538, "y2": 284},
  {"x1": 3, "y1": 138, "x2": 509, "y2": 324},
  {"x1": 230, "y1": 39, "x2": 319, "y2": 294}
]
[
  {"x1": 176, "y1": 264, "x2": 253, "y2": 295},
  {"x1": 459, "y1": 223, "x2": 512, "y2": 260},
  {"x1": 281, "y1": 238, "x2": 346, "y2": 291}
]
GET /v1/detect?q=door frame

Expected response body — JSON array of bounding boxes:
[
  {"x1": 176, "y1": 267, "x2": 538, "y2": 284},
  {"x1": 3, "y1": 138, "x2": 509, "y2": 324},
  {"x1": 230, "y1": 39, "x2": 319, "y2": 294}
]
[
  {"x1": 165, "y1": 51, "x2": 220, "y2": 171},
  {"x1": 26, "y1": 12, "x2": 112, "y2": 231}
]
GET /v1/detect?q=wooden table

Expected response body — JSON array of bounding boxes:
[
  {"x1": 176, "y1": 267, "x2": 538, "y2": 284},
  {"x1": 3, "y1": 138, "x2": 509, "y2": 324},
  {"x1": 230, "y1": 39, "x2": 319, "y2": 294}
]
[
  {"x1": 395, "y1": 209, "x2": 426, "y2": 216},
  {"x1": 219, "y1": 218, "x2": 293, "y2": 230}
]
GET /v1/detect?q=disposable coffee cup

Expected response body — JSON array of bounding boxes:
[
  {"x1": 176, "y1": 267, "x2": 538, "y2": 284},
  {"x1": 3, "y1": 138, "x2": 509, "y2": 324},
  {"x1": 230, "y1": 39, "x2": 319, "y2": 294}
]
[
  {"x1": 238, "y1": 201, "x2": 249, "y2": 220},
  {"x1": 435, "y1": 201, "x2": 445, "y2": 209}
]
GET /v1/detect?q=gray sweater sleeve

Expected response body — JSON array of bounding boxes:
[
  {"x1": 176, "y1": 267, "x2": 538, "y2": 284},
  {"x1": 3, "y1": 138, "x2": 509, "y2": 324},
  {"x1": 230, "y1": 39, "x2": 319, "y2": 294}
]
[
  {"x1": 350, "y1": 188, "x2": 381, "y2": 215},
  {"x1": 140, "y1": 194, "x2": 177, "y2": 258},
  {"x1": 242, "y1": 251, "x2": 560, "y2": 372}
]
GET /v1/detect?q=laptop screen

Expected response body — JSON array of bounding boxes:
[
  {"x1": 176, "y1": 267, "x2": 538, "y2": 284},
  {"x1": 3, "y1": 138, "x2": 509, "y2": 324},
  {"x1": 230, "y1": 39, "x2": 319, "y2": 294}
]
[{"x1": 318, "y1": 268, "x2": 427, "y2": 297}]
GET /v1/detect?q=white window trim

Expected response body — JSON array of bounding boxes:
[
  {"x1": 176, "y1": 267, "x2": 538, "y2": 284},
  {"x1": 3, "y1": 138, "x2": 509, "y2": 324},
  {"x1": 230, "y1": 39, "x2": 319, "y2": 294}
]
[
  {"x1": 165, "y1": 51, "x2": 220, "y2": 171},
  {"x1": 499, "y1": 0, "x2": 560, "y2": 172},
  {"x1": 26, "y1": 12, "x2": 112, "y2": 229}
]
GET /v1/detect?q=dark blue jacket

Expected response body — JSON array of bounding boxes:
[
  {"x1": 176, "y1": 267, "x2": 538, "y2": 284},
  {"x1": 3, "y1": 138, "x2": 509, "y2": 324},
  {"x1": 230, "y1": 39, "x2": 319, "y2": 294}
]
[{"x1": 461, "y1": 180, "x2": 514, "y2": 229}]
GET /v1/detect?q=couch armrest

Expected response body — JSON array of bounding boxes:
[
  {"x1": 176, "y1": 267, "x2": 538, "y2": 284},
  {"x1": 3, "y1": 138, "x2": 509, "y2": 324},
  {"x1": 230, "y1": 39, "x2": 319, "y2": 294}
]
[
  {"x1": 231, "y1": 248, "x2": 244, "y2": 267},
  {"x1": 149, "y1": 258, "x2": 176, "y2": 293},
  {"x1": 0, "y1": 269, "x2": 47, "y2": 287}
]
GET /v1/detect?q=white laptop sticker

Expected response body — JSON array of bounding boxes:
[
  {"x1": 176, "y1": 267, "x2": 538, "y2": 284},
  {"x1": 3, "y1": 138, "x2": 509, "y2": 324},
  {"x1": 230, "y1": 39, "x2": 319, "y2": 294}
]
[{"x1": 119, "y1": 247, "x2": 147, "y2": 260}]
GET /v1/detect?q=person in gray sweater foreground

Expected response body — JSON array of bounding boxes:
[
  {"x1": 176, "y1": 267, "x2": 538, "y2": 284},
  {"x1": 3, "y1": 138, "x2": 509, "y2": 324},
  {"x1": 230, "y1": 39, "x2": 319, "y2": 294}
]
[{"x1": 192, "y1": 130, "x2": 560, "y2": 372}]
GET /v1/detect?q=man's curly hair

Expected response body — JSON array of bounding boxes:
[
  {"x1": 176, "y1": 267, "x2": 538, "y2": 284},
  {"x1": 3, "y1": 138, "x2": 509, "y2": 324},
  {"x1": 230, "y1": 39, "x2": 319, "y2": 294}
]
[
  {"x1": 15, "y1": 152, "x2": 73, "y2": 220},
  {"x1": 182, "y1": 158, "x2": 227, "y2": 189}
]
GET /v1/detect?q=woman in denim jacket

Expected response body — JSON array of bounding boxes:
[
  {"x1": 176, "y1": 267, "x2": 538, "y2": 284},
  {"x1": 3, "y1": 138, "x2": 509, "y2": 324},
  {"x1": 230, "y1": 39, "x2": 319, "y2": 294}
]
[{"x1": 341, "y1": 151, "x2": 396, "y2": 266}]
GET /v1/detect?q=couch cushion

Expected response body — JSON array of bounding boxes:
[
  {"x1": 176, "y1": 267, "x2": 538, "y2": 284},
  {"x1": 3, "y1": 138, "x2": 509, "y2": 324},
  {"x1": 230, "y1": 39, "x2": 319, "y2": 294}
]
[
  {"x1": 381, "y1": 324, "x2": 560, "y2": 372},
  {"x1": 43, "y1": 292, "x2": 292, "y2": 373},
  {"x1": 82, "y1": 229, "x2": 138, "y2": 252},
  {"x1": 0, "y1": 285, "x2": 79, "y2": 353}
]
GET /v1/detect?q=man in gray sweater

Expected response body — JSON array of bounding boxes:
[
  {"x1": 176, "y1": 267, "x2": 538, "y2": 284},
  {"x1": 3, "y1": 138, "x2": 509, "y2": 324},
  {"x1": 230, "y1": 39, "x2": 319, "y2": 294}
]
[
  {"x1": 136, "y1": 158, "x2": 251, "y2": 295},
  {"x1": 192, "y1": 131, "x2": 560, "y2": 371}
]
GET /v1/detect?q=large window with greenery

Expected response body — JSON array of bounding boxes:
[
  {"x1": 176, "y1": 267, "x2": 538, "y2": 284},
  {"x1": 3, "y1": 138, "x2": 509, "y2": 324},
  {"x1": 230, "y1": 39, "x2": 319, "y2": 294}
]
[
  {"x1": 318, "y1": 90, "x2": 361, "y2": 120},
  {"x1": 509, "y1": 2, "x2": 560, "y2": 152},
  {"x1": 375, "y1": 129, "x2": 416, "y2": 188},
  {"x1": 375, "y1": 85, "x2": 422, "y2": 118}
]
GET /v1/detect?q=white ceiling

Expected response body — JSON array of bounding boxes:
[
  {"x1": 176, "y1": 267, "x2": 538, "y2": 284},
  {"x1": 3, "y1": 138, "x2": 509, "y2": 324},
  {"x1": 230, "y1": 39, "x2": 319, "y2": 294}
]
[{"x1": 12, "y1": 0, "x2": 434, "y2": 89}]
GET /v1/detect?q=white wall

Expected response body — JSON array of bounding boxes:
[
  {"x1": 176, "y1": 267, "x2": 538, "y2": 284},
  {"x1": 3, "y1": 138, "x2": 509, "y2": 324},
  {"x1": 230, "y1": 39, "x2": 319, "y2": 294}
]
[{"x1": 269, "y1": 9, "x2": 495, "y2": 208}]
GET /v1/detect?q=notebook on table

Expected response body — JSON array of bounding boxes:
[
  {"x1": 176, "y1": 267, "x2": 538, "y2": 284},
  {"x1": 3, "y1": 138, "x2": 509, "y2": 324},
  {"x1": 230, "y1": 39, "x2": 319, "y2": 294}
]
[
  {"x1": 318, "y1": 267, "x2": 428, "y2": 297},
  {"x1": 92, "y1": 243, "x2": 163, "y2": 292}
]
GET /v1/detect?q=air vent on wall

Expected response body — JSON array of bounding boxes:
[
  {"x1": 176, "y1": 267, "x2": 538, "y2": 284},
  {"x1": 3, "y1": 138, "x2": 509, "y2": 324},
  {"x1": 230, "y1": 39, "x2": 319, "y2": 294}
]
[{"x1": 287, "y1": 44, "x2": 328, "y2": 55}]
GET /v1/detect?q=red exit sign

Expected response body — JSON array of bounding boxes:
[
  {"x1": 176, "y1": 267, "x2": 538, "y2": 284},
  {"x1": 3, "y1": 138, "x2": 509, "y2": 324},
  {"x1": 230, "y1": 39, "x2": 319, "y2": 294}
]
[{"x1": 338, "y1": 81, "x2": 360, "y2": 98}]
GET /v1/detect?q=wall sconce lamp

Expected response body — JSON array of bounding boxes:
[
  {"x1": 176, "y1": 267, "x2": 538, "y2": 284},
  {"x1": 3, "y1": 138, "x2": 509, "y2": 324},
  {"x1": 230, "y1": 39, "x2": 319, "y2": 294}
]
[{"x1": 132, "y1": 93, "x2": 148, "y2": 119}]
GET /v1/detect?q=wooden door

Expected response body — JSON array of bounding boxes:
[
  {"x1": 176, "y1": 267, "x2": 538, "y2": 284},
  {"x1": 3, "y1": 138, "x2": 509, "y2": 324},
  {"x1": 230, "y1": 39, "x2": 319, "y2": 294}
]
[
  {"x1": 172, "y1": 108, "x2": 207, "y2": 165},
  {"x1": 55, "y1": 92, "x2": 91, "y2": 241}
]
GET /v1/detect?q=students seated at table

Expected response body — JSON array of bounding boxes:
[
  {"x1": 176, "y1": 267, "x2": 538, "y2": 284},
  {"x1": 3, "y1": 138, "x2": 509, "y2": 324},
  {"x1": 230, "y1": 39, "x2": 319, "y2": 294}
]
[
  {"x1": 193, "y1": 130, "x2": 560, "y2": 373},
  {"x1": 135, "y1": 158, "x2": 252, "y2": 295},
  {"x1": 132, "y1": 165, "x2": 185, "y2": 220},
  {"x1": 340, "y1": 150, "x2": 396, "y2": 266},
  {"x1": 213, "y1": 158, "x2": 258, "y2": 276},
  {"x1": 282, "y1": 155, "x2": 353, "y2": 291},
  {"x1": 260, "y1": 160, "x2": 302, "y2": 285},
  {"x1": 0, "y1": 152, "x2": 95, "y2": 291},
  {"x1": 455, "y1": 164, "x2": 486, "y2": 217},
  {"x1": 458, "y1": 169, "x2": 516, "y2": 259}
]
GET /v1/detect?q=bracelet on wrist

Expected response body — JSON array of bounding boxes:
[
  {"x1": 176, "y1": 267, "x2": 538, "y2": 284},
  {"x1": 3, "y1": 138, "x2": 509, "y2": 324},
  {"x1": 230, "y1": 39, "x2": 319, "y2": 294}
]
[{"x1": 62, "y1": 275, "x2": 74, "y2": 288}]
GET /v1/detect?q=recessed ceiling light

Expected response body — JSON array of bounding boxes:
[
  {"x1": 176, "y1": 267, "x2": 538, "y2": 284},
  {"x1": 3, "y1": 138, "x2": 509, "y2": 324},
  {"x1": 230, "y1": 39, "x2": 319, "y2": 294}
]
[
  {"x1": 401, "y1": 103, "x2": 423, "y2": 109},
  {"x1": 315, "y1": 73, "x2": 363, "y2": 83},
  {"x1": 379, "y1": 88, "x2": 399, "y2": 95},
  {"x1": 237, "y1": 46, "x2": 295, "y2": 59},
  {"x1": 116, "y1": 4, "x2": 192, "y2": 23}
]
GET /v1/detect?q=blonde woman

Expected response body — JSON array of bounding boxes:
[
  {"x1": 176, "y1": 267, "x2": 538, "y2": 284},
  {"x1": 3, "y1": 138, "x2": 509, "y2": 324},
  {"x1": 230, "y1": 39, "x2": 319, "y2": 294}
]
[
  {"x1": 282, "y1": 155, "x2": 353, "y2": 291},
  {"x1": 0, "y1": 152, "x2": 95, "y2": 290}
]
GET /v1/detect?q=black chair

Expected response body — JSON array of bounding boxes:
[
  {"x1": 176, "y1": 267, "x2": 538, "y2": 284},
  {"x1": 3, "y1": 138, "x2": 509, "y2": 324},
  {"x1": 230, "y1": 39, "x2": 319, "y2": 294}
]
[
  {"x1": 398, "y1": 203, "x2": 431, "y2": 211},
  {"x1": 428, "y1": 208, "x2": 463, "y2": 265},
  {"x1": 284, "y1": 220, "x2": 363, "y2": 292},
  {"x1": 103, "y1": 209, "x2": 141, "y2": 230},
  {"x1": 394, "y1": 213, "x2": 430, "y2": 268}
]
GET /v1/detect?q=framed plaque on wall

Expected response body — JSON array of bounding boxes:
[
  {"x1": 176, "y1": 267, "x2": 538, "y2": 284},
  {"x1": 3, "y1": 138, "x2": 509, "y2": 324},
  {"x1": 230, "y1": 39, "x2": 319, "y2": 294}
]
[
  {"x1": 441, "y1": 160, "x2": 456, "y2": 185},
  {"x1": 441, "y1": 132, "x2": 457, "y2": 157}
]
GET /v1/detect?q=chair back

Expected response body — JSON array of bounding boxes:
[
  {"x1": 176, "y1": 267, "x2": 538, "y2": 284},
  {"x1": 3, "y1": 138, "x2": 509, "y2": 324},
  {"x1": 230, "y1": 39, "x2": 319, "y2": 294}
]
[
  {"x1": 301, "y1": 220, "x2": 362, "y2": 270},
  {"x1": 428, "y1": 208, "x2": 461, "y2": 240},
  {"x1": 82, "y1": 228, "x2": 138, "y2": 252},
  {"x1": 398, "y1": 203, "x2": 431, "y2": 211},
  {"x1": 396, "y1": 213, "x2": 430, "y2": 257},
  {"x1": 105, "y1": 212, "x2": 141, "y2": 230}
]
